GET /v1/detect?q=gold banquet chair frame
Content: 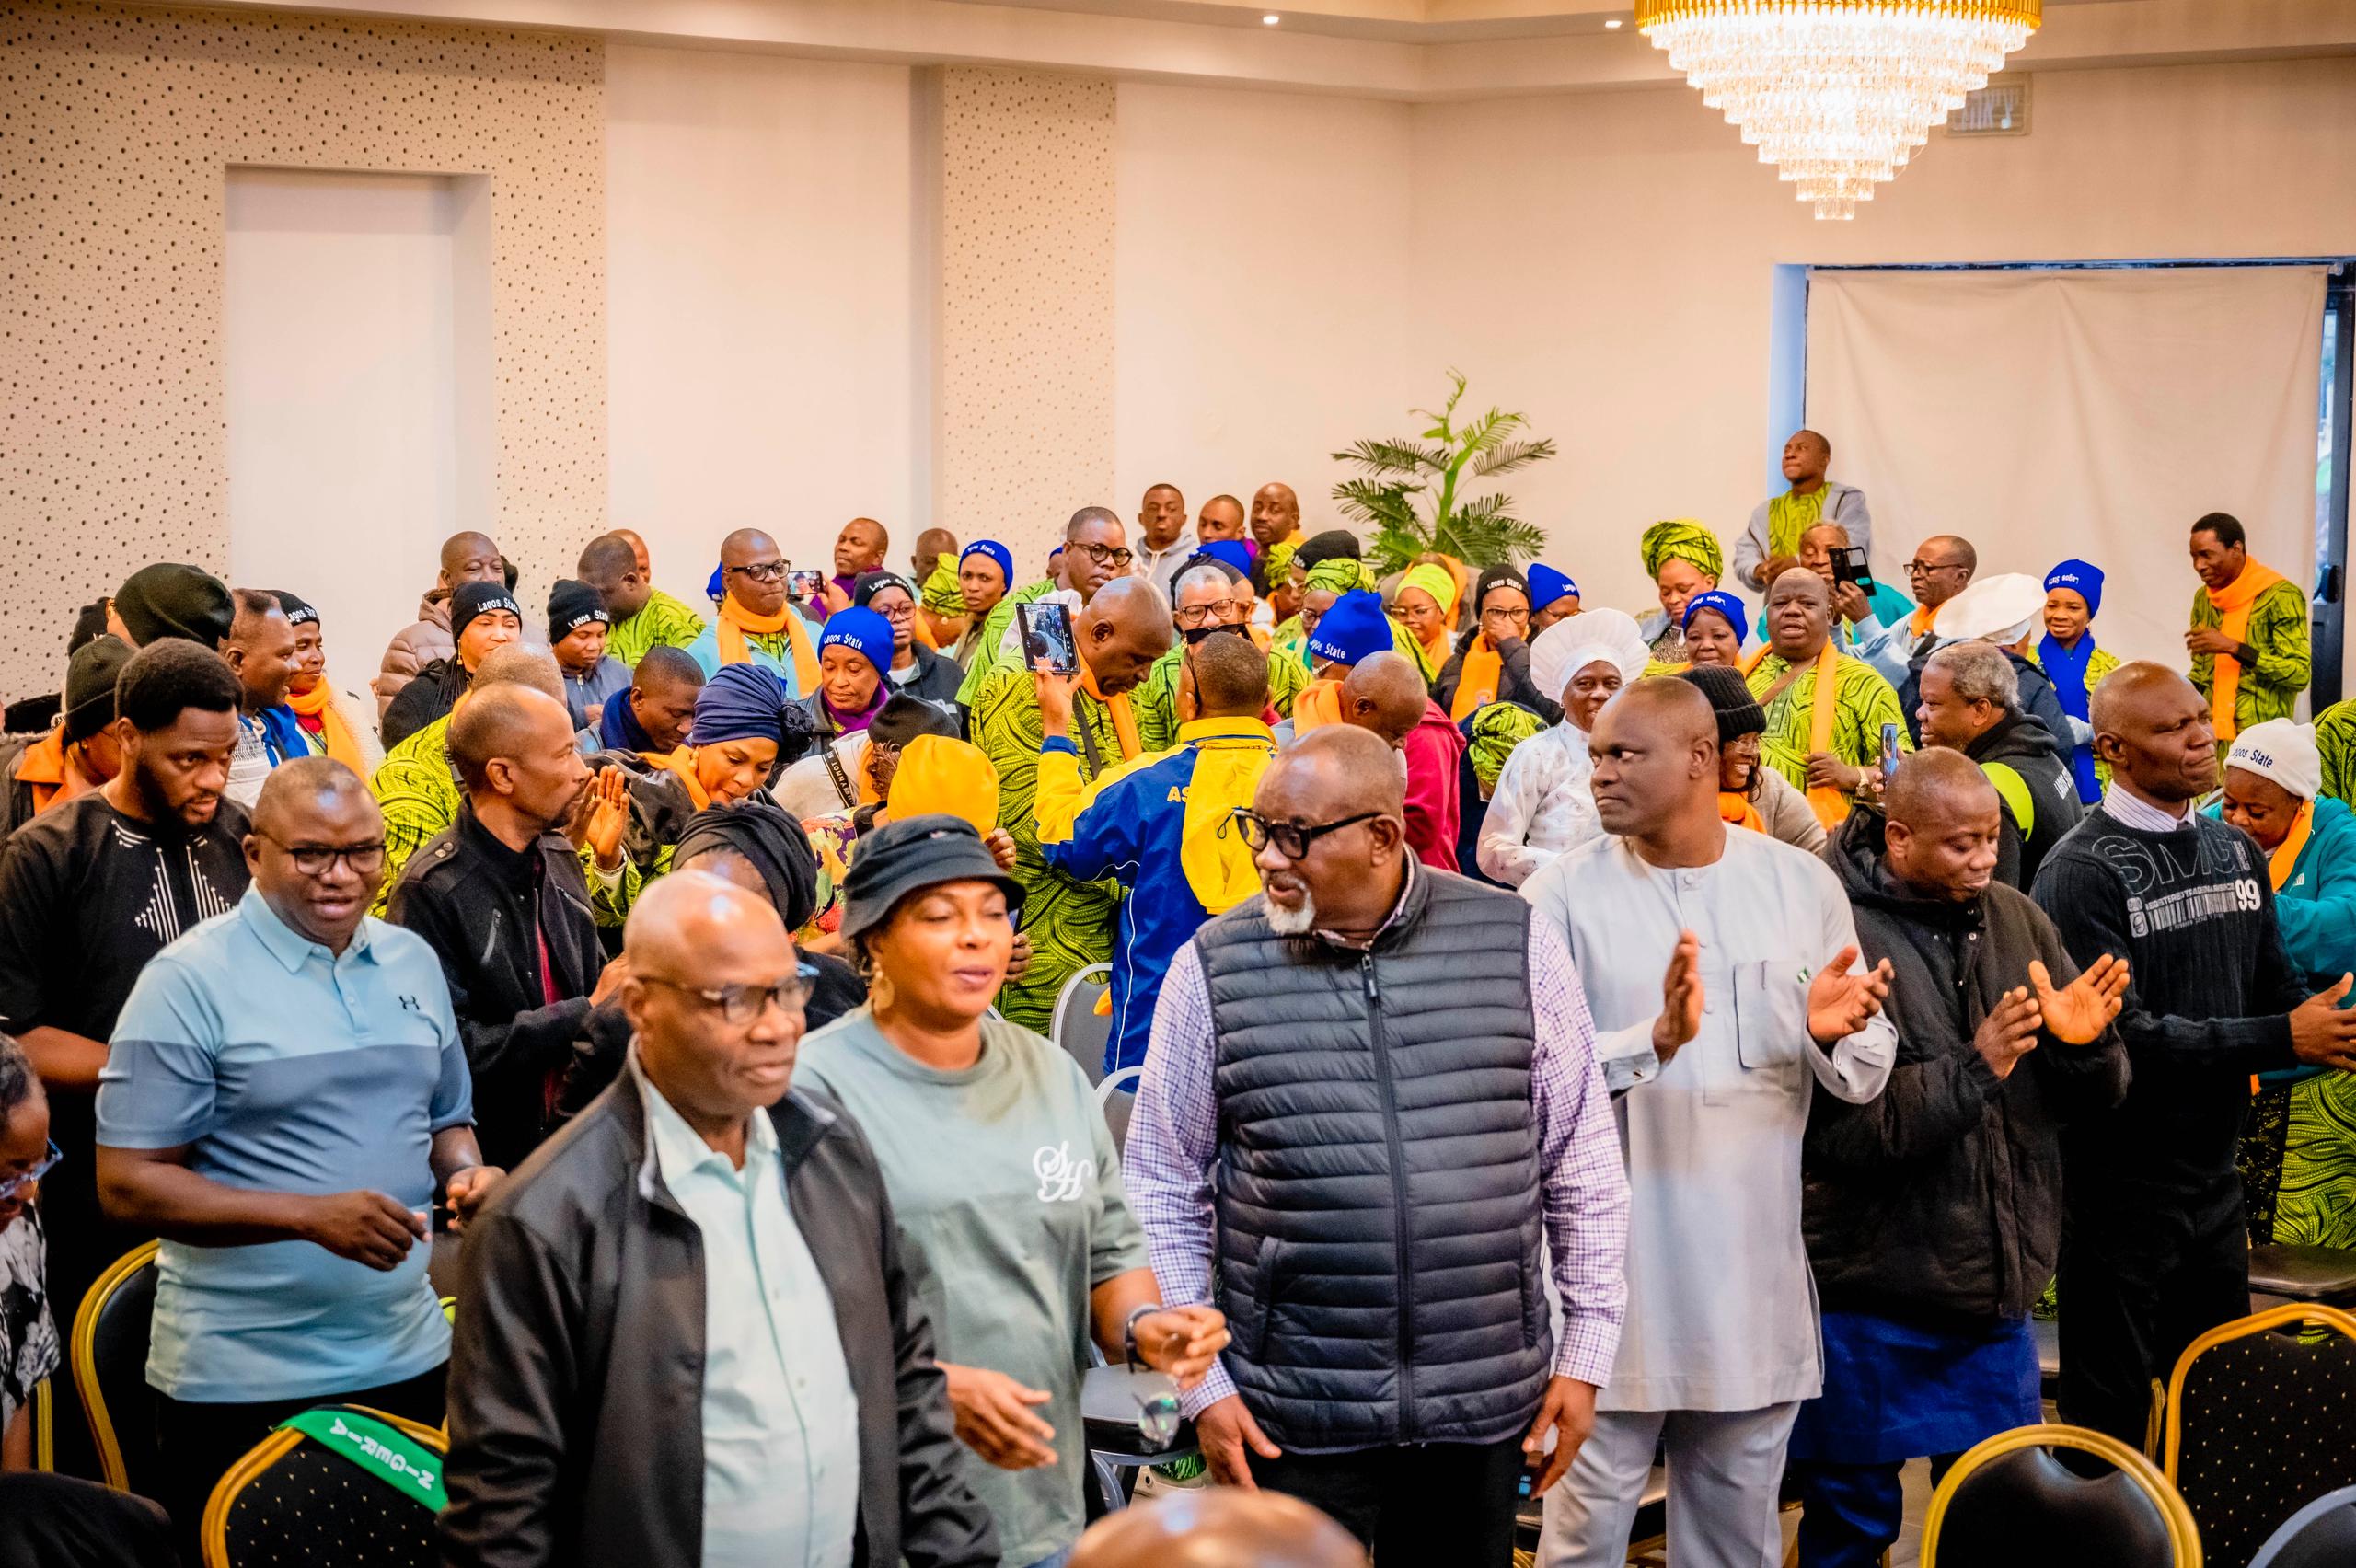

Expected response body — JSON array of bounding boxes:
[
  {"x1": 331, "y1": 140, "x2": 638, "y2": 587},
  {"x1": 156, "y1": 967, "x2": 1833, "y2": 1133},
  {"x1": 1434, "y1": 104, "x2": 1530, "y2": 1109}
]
[{"x1": 1921, "y1": 1422, "x2": 2200, "y2": 1567}]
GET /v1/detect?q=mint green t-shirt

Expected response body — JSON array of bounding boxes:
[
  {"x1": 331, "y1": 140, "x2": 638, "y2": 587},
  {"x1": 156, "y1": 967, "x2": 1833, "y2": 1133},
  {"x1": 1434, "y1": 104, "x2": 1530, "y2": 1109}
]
[{"x1": 794, "y1": 1009, "x2": 1147, "y2": 1564}]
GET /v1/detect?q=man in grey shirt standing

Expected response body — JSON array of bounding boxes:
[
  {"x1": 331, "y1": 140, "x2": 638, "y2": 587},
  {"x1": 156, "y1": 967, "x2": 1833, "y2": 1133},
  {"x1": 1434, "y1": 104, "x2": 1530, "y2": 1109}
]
[{"x1": 1732, "y1": 428, "x2": 1875, "y2": 593}]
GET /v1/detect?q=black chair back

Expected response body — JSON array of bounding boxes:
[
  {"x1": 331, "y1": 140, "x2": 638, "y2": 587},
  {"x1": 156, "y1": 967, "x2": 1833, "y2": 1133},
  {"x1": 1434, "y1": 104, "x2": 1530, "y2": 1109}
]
[
  {"x1": 2167, "y1": 1306, "x2": 2356, "y2": 1568},
  {"x1": 2250, "y1": 1483, "x2": 2356, "y2": 1568},
  {"x1": 1923, "y1": 1424, "x2": 2198, "y2": 1568},
  {"x1": 203, "y1": 1405, "x2": 444, "y2": 1567},
  {"x1": 70, "y1": 1240, "x2": 159, "y2": 1494}
]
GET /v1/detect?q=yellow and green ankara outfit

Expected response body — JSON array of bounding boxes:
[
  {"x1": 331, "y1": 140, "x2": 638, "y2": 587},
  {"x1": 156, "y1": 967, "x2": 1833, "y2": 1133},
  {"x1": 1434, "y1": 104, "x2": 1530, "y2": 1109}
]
[{"x1": 603, "y1": 587, "x2": 707, "y2": 670}]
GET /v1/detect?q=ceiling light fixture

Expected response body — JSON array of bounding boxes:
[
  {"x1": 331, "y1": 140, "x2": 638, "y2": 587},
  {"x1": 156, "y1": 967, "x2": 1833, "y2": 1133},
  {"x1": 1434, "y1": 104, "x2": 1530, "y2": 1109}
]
[
  {"x1": 1263, "y1": 12, "x2": 1280, "y2": 22},
  {"x1": 1634, "y1": 0, "x2": 2040, "y2": 220},
  {"x1": 1605, "y1": 17, "x2": 1623, "y2": 28}
]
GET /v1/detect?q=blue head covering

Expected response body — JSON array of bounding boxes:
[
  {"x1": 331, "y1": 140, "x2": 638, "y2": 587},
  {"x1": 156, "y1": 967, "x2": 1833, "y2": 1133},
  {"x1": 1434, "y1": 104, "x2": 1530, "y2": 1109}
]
[
  {"x1": 2039, "y1": 559, "x2": 2107, "y2": 805},
  {"x1": 1526, "y1": 562, "x2": 1579, "y2": 612},
  {"x1": 820, "y1": 606, "x2": 893, "y2": 678},
  {"x1": 1307, "y1": 590, "x2": 1394, "y2": 670},
  {"x1": 2043, "y1": 559, "x2": 2103, "y2": 621},
  {"x1": 1681, "y1": 589, "x2": 1750, "y2": 648},
  {"x1": 704, "y1": 563, "x2": 725, "y2": 605},
  {"x1": 688, "y1": 663, "x2": 789, "y2": 747},
  {"x1": 960, "y1": 539, "x2": 1014, "y2": 591},
  {"x1": 1197, "y1": 539, "x2": 1253, "y2": 580}
]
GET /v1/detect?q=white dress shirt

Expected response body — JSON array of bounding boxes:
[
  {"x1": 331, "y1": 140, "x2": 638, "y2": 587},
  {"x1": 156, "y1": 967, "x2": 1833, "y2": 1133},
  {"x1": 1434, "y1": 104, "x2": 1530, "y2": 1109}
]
[{"x1": 639, "y1": 1071, "x2": 861, "y2": 1568}]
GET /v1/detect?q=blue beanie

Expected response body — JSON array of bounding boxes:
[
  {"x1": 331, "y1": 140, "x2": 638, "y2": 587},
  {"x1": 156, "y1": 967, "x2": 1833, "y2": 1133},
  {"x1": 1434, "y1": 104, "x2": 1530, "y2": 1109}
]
[
  {"x1": 1197, "y1": 539, "x2": 1253, "y2": 579},
  {"x1": 820, "y1": 606, "x2": 893, "y2": 677},
  {"x1": 704, "y1": 562, "x2": 725, "y2": 605},
  {"x1": 1526, "y1": 562, "x2": 1579, "y2": 612},
  {"x1": 2044, "y1": 559, "x2": 2103, "y2": 620},
  {"x1": 960, "y1": 539, "x2": 1014, "y2": 591},
  {"x1": 1681, "y1": 588, "x2": 1750, "y2": 646},
  {"x1": 1307, "y1": 590, "x2": 1394, "y2": 670},
  {"x1": 688, "y1": 663, "x2": 789, "y2": 746}
]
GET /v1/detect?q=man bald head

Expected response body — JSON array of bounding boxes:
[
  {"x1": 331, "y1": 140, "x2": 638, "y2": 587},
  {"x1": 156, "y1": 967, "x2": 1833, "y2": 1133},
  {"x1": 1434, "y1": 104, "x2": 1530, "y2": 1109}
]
[
  {"x1": 578, "y1": 533, "x2": 652, "y2": 621},
  {"x1": 1340, "y1": 651, "x2": 1430, "y2": 750},
  {"x1": 246, "y1": 757, "x2": 386, "y2": 952},
  {"x1": 1183, "y1": 629, "x2": 1269, "y2": 721},
  {"x1": 1588, "y1": 677, "x2": 1720, "y2": 842},
  {"x1": 1883, "y1": 745, "x2": 2003, "y2": 901},
  {"x1": 1197, "y1": 493, "x2": 1247, "y2": 544},
  {"x1": 447, "y1": 684, "x2": 588, "y2": 846},
  {"x1": 1250, "y1": 483, "x2": 1300, "y2": 549},
  {"x1": 613, "y1": 526, "x2": 653, "y2": 577},
  {"x1": 437, "y1": 531, "x2": 503, "y2": 594},
  {"x1": 1075, "y1": 575, "x2": 1174, "y2": 695},
  {"x1": 719, "y1": 528, "x2": 787, "y2": 617},
  {"x1": 622, "y1": 870, "x2": 805, "y2": 1138},
  {"x1": 470, "y1": 642, "x2": 567, "y2": 707},
  {"x1": 1250, "y1": 726, "x2": 1407, "y2": 939},
  {"x1": 1764, "y1": 566, "x2": 1832, "y2": 661},
  {"x1": 2089, "y1": 661, "x2": 2218, "y2": 805},
  {"x1": 1070, "y1": 1490, "x2": 1369, "y2": 1568},
  {"x1": 912, "y1": 526, "x2": 958, "y2": 583}
]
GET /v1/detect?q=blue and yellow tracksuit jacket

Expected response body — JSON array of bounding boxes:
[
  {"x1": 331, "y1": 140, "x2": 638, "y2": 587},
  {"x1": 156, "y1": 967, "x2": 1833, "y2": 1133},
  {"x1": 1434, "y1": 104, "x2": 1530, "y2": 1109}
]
[{"x1": 1036, "y1": 716, "x2": 1278, "y2": 1074}]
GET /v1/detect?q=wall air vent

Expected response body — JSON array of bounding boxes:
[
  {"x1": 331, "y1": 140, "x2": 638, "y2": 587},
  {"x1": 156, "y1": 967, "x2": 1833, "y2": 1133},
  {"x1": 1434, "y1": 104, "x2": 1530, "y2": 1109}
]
[{"x1": 1946, "y1": 78, "x2": 2031, "y2": 136}]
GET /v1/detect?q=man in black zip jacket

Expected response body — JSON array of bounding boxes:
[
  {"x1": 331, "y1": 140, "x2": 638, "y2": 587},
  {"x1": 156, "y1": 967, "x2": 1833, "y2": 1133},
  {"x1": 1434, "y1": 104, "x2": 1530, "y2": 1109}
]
[
  {"x1": 1916, "y1": 640, "x2": 2082, "y2": 889},
  {"x1": 1794, "y1": 752, "x2": 2130, "y2": 1566},
  {"x1": 2031, "y1": 663, "x2": 2356, "y2": 1447},
  {"x1": 388, "y1": 685, "x2": 628, "y2": 1171}
]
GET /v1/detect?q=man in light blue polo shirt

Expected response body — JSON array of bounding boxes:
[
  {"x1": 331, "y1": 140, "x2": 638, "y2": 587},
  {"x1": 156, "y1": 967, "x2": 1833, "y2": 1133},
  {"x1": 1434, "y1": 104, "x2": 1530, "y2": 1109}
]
[{"x1": 96, "y1": 756, "x2": 501, "y2": 1550}]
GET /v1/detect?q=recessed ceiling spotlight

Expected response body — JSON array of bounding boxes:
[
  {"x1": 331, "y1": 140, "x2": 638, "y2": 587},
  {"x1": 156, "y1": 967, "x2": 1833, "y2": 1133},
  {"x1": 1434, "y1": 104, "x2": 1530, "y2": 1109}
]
[
  {"x1": 1605, "y1": 17, "x2": 1624, "y2": 27},
  {"x1": 1263, "y1": 13, "x2": 1280, "y2": 23}
]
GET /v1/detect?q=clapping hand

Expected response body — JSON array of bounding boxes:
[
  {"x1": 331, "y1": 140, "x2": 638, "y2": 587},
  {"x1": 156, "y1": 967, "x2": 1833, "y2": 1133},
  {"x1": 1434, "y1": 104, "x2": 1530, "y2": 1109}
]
[
  {"x1": 581, "y1": 767, "x2": 631, "y2": 871},
  {"x1": 2029, "y1": 954, "x2": 2129, "y2": 1044},
  {"x1": 1807, "y1": 944, "x2": 1894, "y2": 1043},
  {"x1": 1652, "y1": 929, "x2": 1704, "y2": 1065}
]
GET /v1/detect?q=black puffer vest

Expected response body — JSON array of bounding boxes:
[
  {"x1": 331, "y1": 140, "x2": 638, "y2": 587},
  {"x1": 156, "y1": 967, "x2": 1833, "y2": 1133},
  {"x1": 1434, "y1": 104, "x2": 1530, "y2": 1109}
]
[{"x1": 1196, "y1": 866, "x2": 1552, "y2": 1449}]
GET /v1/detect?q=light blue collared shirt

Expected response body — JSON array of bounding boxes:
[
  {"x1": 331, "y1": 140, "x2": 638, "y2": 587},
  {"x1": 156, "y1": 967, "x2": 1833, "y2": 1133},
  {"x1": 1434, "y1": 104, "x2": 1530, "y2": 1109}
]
[{"x1": 636, "y1": 1065, "x2": 860, "y2": 1568}]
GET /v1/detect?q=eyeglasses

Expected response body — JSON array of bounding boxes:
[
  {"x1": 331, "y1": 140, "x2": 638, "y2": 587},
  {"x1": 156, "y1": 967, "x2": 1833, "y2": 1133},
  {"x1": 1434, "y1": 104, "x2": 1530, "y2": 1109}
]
[
  {"x1": 728, "y1": 562, "x2": 789, "y2": 583},
  {"x1": 642, "y1": 963, "x2": 820, "y2": 1025},
  {"x1": 0, "y1": 1141, "x2": 61, "y2": 1202},
  {"x1": 1175, "y1": 600, "x2": 1245, "y2": 628},
  {"x1": 1075, "y1": 542, "x2": 1135, "y2": 570},
  {"x1": 1230, "y1": 808, "x2": 1383, "y2": 860},
  {"x1": 260, "y1": 832, "x2": 387, "y2": 878},
  {"x1": 871, "y1": 599, "x2": 915, "y2": 622},
  {"x1": 1904, "y1": 559, "x2": 1968, "y2": 576}
]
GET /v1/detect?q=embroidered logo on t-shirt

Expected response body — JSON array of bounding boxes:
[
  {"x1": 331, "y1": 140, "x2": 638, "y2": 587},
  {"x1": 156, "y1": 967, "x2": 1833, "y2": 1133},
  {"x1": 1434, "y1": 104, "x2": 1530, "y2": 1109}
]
[
  {"x1": 1033, "y1": 1141, "x2": 1094, "y2": 1203},
  {"x1": 2125, "y1": 878, "x2": 2262, "y2": 938}
]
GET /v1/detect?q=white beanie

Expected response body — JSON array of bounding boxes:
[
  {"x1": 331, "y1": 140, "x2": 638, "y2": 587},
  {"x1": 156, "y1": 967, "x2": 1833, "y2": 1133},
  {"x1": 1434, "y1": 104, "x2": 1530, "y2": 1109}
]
[
  {"x1": 2225, "y1": 718, "x2": 2321, "y2": 801},
  {"x1": 1530, "y1": 607, "x2": 1651, "y2": 713}
]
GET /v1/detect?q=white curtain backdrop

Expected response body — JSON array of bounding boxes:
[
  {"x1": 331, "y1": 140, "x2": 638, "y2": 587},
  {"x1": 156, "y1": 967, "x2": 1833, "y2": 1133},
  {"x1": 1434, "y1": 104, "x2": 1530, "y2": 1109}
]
[{"x1": 1806, "y1": 265, "x2": 2327, "y2": 674}]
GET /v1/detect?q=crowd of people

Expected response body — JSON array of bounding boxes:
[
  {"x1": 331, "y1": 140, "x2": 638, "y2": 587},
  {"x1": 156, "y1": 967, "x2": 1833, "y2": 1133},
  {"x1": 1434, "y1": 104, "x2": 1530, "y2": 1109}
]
[{"x1": 0, "y1": 444, "x2": 2349, "y2": 1568}]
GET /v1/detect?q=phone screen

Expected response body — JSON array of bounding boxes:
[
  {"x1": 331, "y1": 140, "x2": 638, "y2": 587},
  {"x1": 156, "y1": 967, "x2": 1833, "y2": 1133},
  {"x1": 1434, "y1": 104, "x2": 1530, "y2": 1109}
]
[
  {"x1": 787, "y1": 567, "x2": 827, "y2": 600},
  {"x1": 1831, "y1": 546, "x2": 1871, "y2": 586},
  {"x1": 1019, "y1": 601, "x2": 1080, "y2": 676},
  {"x1": 1881, "y1": 721, "x2": 1901, "y2": 784}
]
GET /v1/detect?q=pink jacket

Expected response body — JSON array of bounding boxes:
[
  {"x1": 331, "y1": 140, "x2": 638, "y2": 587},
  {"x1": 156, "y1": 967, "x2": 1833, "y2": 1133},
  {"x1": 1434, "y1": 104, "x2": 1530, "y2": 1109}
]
[
  {"x1": 375, "y1": 591, "x2": 454, "y2": 719},
  {"x1": 1402, "y1": 698, "x2": 1465, "y2": 873}
]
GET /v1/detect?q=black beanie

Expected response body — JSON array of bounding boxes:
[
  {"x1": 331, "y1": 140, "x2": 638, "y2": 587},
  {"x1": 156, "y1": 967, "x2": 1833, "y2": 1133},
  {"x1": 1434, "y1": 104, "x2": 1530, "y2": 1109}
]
[
  {"x1": 115, "y1": 563, "x2": 233, "y2": 650},
  {"x1": 547, "y1": 579, "x2": 608, "y2": 643},
  {"x1": 1293, "y1": 530, "x2": 1362, "y2": 571},
  {"x1": 68, "y1": 600, "x2": 111, "y2": 655},
  {"x1": 451, "y1": 581, "x2": 524, "y2": 644},
  {"x1": 1680, "y1": 663, "x2": 1768, "y2": 744},
  {"x1": 866, "y1": 693, "x2": 961, "y2": 749},
  {"x1": 271, "y1": 590, "x2": 319, "y2": 628},
  {"x1": 63, "y1": 635, "x2": 133, "y2": 744}
]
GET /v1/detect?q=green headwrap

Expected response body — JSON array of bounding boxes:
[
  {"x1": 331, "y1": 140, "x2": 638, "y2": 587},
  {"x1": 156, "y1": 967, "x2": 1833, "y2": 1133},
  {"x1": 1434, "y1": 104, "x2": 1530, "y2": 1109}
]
[
  {"x1": 1639, "y1": 518, "x2": 1725, "y2": 583},
  {"x1": 1305, "y1": 558, "x2": 1377, "y2": 595},
  {"x1": 1469, "y1": 701, "x2": 1549, "y2": 794},
  {"x1": 920, "y1": 558, "x2": 964, "y2": 617},
  {"x1": 1262, "y1": 537, "x2": 1302, "y2": 590}
]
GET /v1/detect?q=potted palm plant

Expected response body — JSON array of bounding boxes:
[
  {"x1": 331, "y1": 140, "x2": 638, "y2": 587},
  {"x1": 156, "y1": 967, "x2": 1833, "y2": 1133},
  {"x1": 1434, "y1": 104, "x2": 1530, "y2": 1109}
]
[{"x1": 1332, "y1": 372, "x2": 1556, "y2": 575}]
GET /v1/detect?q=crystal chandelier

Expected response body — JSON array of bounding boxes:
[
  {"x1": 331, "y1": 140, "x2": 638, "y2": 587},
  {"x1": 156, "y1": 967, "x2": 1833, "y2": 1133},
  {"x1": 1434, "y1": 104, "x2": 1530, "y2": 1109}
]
[{"x1": 1634, "y1": 0, "x2": 2041, "y2": 220}]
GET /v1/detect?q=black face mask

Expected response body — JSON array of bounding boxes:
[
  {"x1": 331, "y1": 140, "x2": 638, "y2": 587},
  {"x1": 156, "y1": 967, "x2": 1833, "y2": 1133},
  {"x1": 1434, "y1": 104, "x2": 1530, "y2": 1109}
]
[{"x1": 1182, "y1": 623, "x2": 1245, "y2": 647}]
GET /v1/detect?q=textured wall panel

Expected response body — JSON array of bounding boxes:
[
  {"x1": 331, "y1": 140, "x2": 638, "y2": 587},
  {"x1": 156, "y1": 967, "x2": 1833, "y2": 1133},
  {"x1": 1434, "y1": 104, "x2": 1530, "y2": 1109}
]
[
  {"x1": 930, "y1": 66, "x2": 1116, "y2": 578},
  {"x1": 0, "y1": 1, "x2": 604, "y2": 695}
]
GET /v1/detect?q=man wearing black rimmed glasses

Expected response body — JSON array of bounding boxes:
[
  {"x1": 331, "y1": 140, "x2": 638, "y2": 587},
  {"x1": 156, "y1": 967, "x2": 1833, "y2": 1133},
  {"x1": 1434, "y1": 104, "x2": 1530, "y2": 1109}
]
[
  {"x1": 443, "y1": 870, "x2": 997, "y2": 1568},
  {"x1": 1126, "y1": 724, "x2": 1632, "y2": 1566},
  {"x1": 97, "y1": 757, "x2": 497, "y2": 1552},
  {"x1": 1850, "y1": 534, "x2": 1979, "y2": 736},
  {"x1": 960, "y1": 508, "x2": 1139, "y2": 705},
  {"x1": 686, "y1": 528, "x2": 825, "y2": 698}
]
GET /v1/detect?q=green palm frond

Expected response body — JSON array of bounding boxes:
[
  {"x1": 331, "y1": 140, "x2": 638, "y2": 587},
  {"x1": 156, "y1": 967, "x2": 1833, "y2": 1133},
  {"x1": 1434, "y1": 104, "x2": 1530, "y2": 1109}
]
[
  {"x1": 1333, "y1": 439, "x2": 1447, "y2": 478},
  {"x1": 1332, "y1": 478, "x2": 1423, "y2": 534},
  {"x1": 1456, "y1": 406, "x2": 1526, "y2": 459},
  {"x1": 1367, "y1": 521, "x2": 1430, "y2": 577},
  {"x1": 1472, "y1": 437, "x2": 1557, "y2": 478}
]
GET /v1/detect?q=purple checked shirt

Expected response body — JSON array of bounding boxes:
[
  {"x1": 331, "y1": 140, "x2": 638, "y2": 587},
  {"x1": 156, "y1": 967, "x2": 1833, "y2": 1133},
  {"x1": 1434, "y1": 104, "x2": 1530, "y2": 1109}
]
[{"x1": 1124, "y1": 870, "x2": 1631, "y2": 1423}]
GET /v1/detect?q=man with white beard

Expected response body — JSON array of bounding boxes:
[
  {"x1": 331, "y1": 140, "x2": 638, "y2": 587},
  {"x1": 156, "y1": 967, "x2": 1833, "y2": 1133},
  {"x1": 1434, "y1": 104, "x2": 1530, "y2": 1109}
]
[{"x1": 1124, "y1": 725, "x2": 1634, "y2": 1566}]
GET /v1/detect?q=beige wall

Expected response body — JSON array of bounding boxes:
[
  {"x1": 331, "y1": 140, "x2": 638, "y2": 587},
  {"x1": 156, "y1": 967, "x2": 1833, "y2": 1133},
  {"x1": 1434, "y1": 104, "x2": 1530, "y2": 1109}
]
[
  {"x1": 1407, "y1": 56, "x2": 2356, "y2": 619},
  {"x1": 0, "y1": 0, "x2": 605, "y2": 693}
]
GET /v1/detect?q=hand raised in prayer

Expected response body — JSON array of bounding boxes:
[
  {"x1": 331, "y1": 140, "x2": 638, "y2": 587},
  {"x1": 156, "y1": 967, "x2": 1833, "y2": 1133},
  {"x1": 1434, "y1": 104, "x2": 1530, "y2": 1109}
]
[
  {"x1": 2185, "y1": 628, "x2": 2241, "y2": 658},
  {"x1": 1973, "y1": 986, "x2": 2042, "y2": 1081},
  {"x1": 2030, "y1": 954, "x2": 2129, "y2": 1045},
  {"x1": 1806, "y1": 944, "x2": 1893, "y2": 1044},
  {"x1": 1806, "y1": 753, "x2": 1863, "y2": 793},
  {"x1": 582, "y1": 767, "x2": 631, "y2": 871},
  {"x1": 1651, "y1": 928, "x2": 1704, "y2": 1066},
  {"x1": 1032, "y1": 658, "x2": 1082, "y2": 740},
  {"x1": 941, "y1": 1363, "x2": 1058, "y2": 1470},
  {"x1": 1130, "y1": 1305, "x2": 1231, "y2": 1391}
]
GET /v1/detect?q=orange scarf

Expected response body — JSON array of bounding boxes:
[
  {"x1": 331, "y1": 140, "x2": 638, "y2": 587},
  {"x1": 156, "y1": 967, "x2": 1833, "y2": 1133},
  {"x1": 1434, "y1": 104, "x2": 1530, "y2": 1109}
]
[
  {"x1": 2203, "y1": 560, "x2": 2286, "y2": 742},
  {"x1": 1746, "y1": 642, "x2": 1848, "y2": 826},
  {"x1": 1079, "y1": 661, "x2": 1141, "y2": 762},
  {"x1": 718, "y1": 595, "x2": 821, "y2": 693},
  {"x1": 1294, "y1": 678, "x2": 1345, "y2": 734},
  {"x1": 2269, "y1": 801, "x2": 2314, "y2": 892},
  {"x1": 1450, "y1": 639, "x2": 1505, "y2": 721},
  {"x1": 653, "y1": 747, "x2": 713, "y2": 811},
  {"x1": 283, "y1": 678, "x2": 366, "y2": 774},
  {"x1": 1910, "y1": 604, "x2": 1937, "y2": 638},
  {"x1": 1720, "y1": 790, "x2": 1764, "y2": 834}
]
